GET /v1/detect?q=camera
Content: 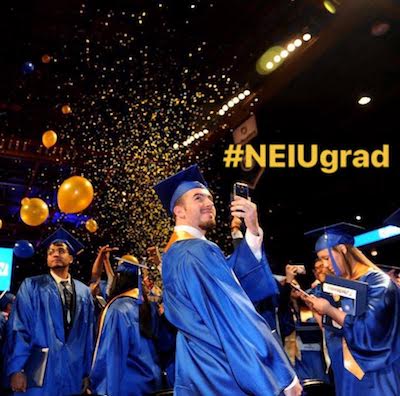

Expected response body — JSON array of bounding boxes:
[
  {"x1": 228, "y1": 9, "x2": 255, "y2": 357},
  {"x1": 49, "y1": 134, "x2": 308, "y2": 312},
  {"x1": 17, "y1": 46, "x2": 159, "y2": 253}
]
[
  {"x1": 292, "y1": 264, "x2": 306, "y2": 274},
  {"x1": 233, "y1": 182, "x2": 249, "y2": 200}
]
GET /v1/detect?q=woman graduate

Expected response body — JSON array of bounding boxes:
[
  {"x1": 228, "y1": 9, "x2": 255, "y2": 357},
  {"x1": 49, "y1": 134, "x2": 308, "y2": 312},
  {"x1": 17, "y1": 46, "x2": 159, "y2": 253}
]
[
  {"x1": 90, "y1": 258, "x2": 162, "y2": 396},
  {"x1": 304, "y1": 222, "x2": 400, "y2": 396}
]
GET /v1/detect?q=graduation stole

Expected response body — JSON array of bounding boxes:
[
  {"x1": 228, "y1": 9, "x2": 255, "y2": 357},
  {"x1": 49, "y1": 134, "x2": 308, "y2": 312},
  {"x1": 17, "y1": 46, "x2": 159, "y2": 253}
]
[
  {"x1": 284, "y1": 330, "x2": 301, "y2": 365},
  {"x1": 164, "y1": 230, "x2": 196, "y2": 252},
  {"x1": 350, "y1": 262, "x2": 371, "y2": 281},
  {"x1": 91, "y1": 288, "x2": 139, "y2": 368},
  {"x1": 341, "y1": 263, "x2": 371, "y2": 380},
  {"x1": 342, "y1": 338, "x2": 364, "y2": 380}
]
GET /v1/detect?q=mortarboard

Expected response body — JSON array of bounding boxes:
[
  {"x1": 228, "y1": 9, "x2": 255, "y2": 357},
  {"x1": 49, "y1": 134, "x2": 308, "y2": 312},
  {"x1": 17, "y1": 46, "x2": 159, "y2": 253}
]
[
  {"x1": 383, "y1": 208, "x2": 400, "y2": 227},
  {"x1": 305, "y1": 222, "x2": 364, "y2": 252},
  {"x1": 0, "y1": 292, "x2": 16, "y2": 311},
  {"x1": 115, "y1": 256, "x2": 149, "y2": 304},
  {"x1": 305, "y1": 222, "x2": 364, "y2": 275},
  {"x1": 41, "y1": 227, "x2": 85, "y2": 256},
  {"x1": 154, "y1": 164, "x2": 208, "y2": 215}
]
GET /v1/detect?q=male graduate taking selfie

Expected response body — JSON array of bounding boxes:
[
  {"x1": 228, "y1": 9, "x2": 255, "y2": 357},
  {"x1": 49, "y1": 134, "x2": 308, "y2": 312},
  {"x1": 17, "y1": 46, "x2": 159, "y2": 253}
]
[{"x1": 154, "y1": 164, "x2": 301, "y2": 396}]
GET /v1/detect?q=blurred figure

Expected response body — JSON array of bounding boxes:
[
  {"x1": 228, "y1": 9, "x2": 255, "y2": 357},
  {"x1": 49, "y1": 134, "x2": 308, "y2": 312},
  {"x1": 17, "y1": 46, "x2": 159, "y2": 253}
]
[
  {"x1": 310, "y1": 258, "x2": 334, "y2": 292},
  {"x1": 387, "y1": 269, "x2": 400, "y2": 288},
  {"x1": 90, "y1": 260, "x2": 162, "y2": 396},
  {"x1": 0, "y1": 292, "x2": 15, "y2": 319},
  {"x1": 0, "y1": 292, "x2": 15, "y2": 394}
]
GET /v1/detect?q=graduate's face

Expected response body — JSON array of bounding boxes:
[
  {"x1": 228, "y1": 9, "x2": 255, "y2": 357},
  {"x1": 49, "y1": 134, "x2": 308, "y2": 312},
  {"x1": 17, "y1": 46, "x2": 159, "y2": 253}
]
[
  {"x1": 47, "y1": 243, "x2": 73, "y2": 269},
  {"x1": 317, "y1": 245, "x2": 347, "y2": 276},
  {"x1": 174, "y1": 188, "x2": 216, "y2": 231}
]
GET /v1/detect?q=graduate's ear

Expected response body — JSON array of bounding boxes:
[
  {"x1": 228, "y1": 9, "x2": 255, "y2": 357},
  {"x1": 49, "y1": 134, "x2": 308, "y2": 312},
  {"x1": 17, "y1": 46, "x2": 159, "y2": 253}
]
[
  {"x1": 66, "y1": 250, "x2": 74, "y2": 265},
  {"x1": 173, "y1": 204, "x2": 186, "y2": 219}
]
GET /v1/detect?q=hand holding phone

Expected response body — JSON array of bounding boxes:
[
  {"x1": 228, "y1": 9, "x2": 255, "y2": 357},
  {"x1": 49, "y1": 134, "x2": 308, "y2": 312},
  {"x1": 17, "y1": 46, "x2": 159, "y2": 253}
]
[
  {"x1": 290, "y1": 281, "x2": 311, "y2": 298},
  {"x1": 231, "y1": 182, "x2": 260, "y2": 236}
]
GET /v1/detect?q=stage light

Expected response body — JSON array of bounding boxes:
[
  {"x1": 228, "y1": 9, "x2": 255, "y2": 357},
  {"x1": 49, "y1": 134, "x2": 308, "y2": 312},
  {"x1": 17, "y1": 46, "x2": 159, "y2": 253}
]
[{"x1": 358, "y1": 96, "x2": 371, "y2": 105}]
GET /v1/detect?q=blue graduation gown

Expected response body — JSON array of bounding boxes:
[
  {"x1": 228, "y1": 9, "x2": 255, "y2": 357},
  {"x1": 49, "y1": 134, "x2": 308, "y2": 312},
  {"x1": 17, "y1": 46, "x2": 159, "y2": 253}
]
[
  {"x1": 163, "y1": 238, "x2": 296, "y2": 396},
  {"x1": 150, "y1": 304, "x2": 176, "y2": 388},
  {"x1": 294, "y1": 351, "x2": 330, "y2": 383},
  {"x1": 6, "y1": 275, "x2": 94, "y2": 396},
  {"x1": 0, "y1": 312, "x2": 8, "y2": 389},
  {"x1": 326, "y1": 270, "x2": 400, "y2": 395},
  {"x1": 90, "y1": 296, "x2": 162, "y2": 396},
  {"x1": 0, "y1": 312, "x2": 6, "y2": 344}
]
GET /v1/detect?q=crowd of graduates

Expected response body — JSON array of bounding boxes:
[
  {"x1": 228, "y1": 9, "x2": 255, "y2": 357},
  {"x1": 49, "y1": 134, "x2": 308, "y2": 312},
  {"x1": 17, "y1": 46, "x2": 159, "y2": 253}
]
[{"x1": 0, "y1": 165, "x2": 400, "y2": 396}]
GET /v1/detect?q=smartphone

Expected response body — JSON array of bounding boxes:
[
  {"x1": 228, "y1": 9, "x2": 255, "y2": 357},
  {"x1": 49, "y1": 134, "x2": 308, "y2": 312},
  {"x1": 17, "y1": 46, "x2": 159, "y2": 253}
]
[
  {"x1": 233, "y1": 182, "x2": 249, "y2": 200},
  {"x1": 290, "y1": 281, "x2": 311, "y2": 298}
]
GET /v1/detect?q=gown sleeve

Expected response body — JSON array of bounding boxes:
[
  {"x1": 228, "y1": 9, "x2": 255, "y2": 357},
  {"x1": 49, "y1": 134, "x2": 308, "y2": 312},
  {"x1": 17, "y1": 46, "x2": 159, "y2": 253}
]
[
  {"x1": 343, "y1": 271, "x2": 400, "y2": 372},
  {"x1": 6, "y1": 279, "x2": 34, "y2": 376},
  {"x1": 228, "y1": 239, "x2": 279, "y2": 303},
  {"x1": 180, "y1": 248, "x2": 295, "y2": 395}
]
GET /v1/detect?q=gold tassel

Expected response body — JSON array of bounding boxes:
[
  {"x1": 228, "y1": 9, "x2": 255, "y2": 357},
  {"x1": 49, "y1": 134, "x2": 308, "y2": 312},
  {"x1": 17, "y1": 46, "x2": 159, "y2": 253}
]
[{"x1": 284, "y1": 331, "x2": 301, "y2": 365}]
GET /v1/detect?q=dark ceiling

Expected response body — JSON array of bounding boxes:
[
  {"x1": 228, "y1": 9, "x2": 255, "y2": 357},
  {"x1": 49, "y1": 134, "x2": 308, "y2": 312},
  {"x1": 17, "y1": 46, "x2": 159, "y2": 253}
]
[{"x1": 1, "y1": 0, "x2": 400, "y2": 290}]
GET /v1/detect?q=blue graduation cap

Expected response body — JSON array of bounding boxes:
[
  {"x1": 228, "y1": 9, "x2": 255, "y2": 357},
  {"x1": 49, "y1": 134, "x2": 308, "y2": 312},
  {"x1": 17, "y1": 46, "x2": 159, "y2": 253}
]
[
  {"x1": 383, "y1": 208, "x2": 400, "y2": 227},
  {"x1": 41, "y1": 227, "x2": 85, "y2": 256},
  {"x1": 305, "y1": 222, "x2": 364, "y2": 275},
  {"x1": 154, "y1": 164, "x2": 208, "y2": 215},
  {"x1": 115, "y1": 257, "x2": 149, "y2": 304}
]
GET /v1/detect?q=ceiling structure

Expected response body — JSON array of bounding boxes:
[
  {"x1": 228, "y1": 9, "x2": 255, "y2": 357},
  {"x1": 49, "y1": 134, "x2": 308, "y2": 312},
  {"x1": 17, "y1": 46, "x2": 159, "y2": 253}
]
[{"x1": 1, "y1": 0, "x2": 399, "y2": 289}]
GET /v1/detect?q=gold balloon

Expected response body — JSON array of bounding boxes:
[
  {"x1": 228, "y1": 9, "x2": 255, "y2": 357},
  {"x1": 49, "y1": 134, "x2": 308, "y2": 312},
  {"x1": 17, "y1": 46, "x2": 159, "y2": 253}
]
[
  {"x1": 20, "y1": 198, "x2": 49, "y2": 226},
  {"x1": 41, "y1": 54, "x2": 51, "y2": 64},
  {"x1": 85, "y1": 219, "x2": 98, "y2": 233},
  {"x1": 42, "y1": 130, "x2": 57, "y2": 148},
  {"x1": 61, "y1": 105, "x2": 72, "y2": 114},
  {"x1": 21, "y1": 197, "x2": 30, "y2": 206},
  {"x1": 120, "y1": 254, "x2": 139, "y2": 265},
  {"x1": 57, "y1": 176, "x2": 94, "y2": 214}
]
